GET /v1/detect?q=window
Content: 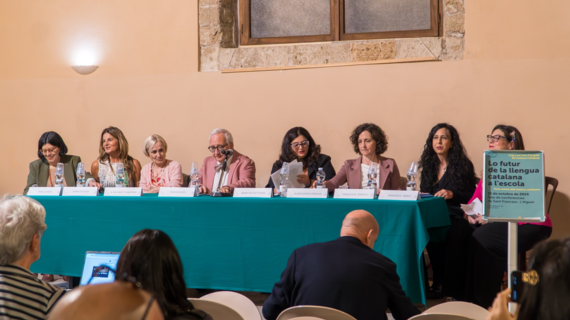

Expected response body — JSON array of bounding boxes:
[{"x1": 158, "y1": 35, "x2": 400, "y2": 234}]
[{"x1": 240, "y1": 0, "x2": 440, "y2": 46}]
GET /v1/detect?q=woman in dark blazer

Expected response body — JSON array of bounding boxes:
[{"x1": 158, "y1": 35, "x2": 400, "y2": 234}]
[
  {"x1": 24, "y1": 131, "x2": 95, "y2": 194},
  {"x1": 266, "y1": 127, "x2": 335, "y2": 190},
  {"x1": 419, "y1": 123, "x2": 477, "y2": 301}
]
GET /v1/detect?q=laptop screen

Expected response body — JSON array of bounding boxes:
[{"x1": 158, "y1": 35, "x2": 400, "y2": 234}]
[{"x1": 79, "y1": 251, "x2": 120, "y2": 286}]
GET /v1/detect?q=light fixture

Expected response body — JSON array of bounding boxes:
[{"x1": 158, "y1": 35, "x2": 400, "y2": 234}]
[{"x1": 72, "y1": 65, "x2": 99, "y2": 75}]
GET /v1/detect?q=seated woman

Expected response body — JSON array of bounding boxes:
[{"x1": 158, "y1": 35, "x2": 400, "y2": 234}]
[
  {"x1": 266, "y1": 127, "x2": 335, "y2": 190},
  {"x1": 464, "y1": 125, "x2": 552, "y2": 308},
  {"x1": 90, "y1": 126, "x2": 142, "y2": 189},
  {"x1": 319, "y1": 123, "x2": 402, "y2": 192},
  {"x1": 24, "y1": 131, "x2": 96, "y2": 194},
  {"x1": 0, "y1": 195, "x2": 65, "y2": 319},
  {"x1": 139, "y1": 134, "x2": 183, "y2": 193},
  {"x1": 419, "y1": 123, "x2": 477, "y2": 300},
  {"x1": 115, "y1": 229, "x2": 212, "y2": 320},
  {"x1": 487, "y1": 237, "x2": 570, "y2": 320}
]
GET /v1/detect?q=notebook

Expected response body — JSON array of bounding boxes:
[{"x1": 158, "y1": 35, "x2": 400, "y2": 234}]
[{"x1": 79, "y1": 251, "x2": 121, "y2": 286}]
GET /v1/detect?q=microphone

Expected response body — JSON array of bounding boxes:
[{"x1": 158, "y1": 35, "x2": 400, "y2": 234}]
[{"x1": 221, "y1": 149, "x2": 234, "y2": 157}]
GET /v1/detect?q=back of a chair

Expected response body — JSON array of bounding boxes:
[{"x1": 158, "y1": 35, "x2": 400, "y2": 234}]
[
  {"x1": 424, "y1": 302, "x2": 488, "y2": 320},
  {"x1": 182, "y1": 173, "x2": 190, "y2": 187},
  {"x1": 200, "y1": 291, "x2": 261, "y2": 320},
  {"x1": 545, "y1": 176, "x2": 558, "y2": 213},
  {"x1": 410, "y1": 314, "x2": 475, "y2": 320},
  {"x1": 188, "y1": 298, "x2": 244, "y2": 320},
  {"x1": 276, "y1": 306, "x2": 357, "y2": 320}
]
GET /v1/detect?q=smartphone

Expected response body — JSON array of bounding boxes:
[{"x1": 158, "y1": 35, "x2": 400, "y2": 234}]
[{"x1": 510, "y1": 270, "x2": 525, "y2": 302}]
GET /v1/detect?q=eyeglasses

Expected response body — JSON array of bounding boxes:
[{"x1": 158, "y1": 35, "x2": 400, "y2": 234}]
[
  {"x1": 40, "y1": 147, "x2": 59, "y2": 155},
  {"x1": 208, "y1": 144, "x2": 228, "y2": 153},
  {"x1": 291, "y1": 140, "x2": 309, "y2": 149},
  {"x1": 486, "y1": 135, "x2": 507, "y2": 143}
]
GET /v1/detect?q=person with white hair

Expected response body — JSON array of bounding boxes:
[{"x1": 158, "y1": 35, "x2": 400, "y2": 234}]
[
  {"x1": 0, "y1": 195, "x2": 65, "y2": 319},
  {"x1": 198, "y1": 128, "x2": 256, "y2": 195},
  {"x1": 139, "y1": 134, "x2": 183, "y2": 193}
]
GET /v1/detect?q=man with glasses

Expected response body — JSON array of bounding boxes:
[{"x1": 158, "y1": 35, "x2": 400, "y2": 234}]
[{"x1": 198, "y1": 128, "x2": 256, "y2": 195}]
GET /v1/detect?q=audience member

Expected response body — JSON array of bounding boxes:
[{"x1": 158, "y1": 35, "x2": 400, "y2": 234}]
[
  {"x1": 262, "y1": 210, "x2": 420, "y2": 320},
  {"x1": 487, "y1": 237, "x2": 570, "y2": 320},
  {"x1": 115, "y1": 229, "x2": 212, "y2": 320},
  {"x1": 0, "y1": 195, "x2": 65, "y2": 319},
  {"x1": 319, "y1": 123, "x2": 402, "y2": 192},
  {"x1": 47, "y1": 281, "x2": 164, "y2": 320},
  {"x1": 266, "y1": 127, "x2": 335, "y2": 190},
  {"x1": 419, "y1": 122, "x2": 477, "y2": 300},
  {"x1": 25, "y1": 131, "x2": 96, "y2": 194},
  {"x1": 139, "y1": 134, "x2": 183, "y2": 193},
  {"x1": 198, "y1": 128, "x2": 255, "y2": 195}
]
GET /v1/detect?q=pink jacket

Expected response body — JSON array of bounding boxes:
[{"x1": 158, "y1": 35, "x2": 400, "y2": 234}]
[
  {"x1": 198, "y1": 150, "x2": 256, "y2": 194},
  {"x1": 326, "y1": 156, "x2": 403, "y2": 192},
  {"x1": 468, "y1": 181, "x2": 552, "y2": 227},
  {"x1": 139, "y1": 160, "x2": 183, "y2": 192}
]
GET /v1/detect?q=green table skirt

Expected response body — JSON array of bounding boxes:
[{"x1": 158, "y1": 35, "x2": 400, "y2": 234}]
[{"x1": 30, "y1": 194, "x2": 449, "y2": 305}]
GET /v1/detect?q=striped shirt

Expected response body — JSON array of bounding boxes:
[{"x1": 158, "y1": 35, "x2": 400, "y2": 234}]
[{"x1": 0, "y1": 265, "x2": 65, "y2": 320}]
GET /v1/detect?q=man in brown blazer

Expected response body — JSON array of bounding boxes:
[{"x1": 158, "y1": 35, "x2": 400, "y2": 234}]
[{"x1": 198, "y1": 128, "x2": 256, "y2": 195}]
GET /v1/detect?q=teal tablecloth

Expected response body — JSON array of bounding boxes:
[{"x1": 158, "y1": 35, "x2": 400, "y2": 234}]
[{"x1": 30, "y1": 194, "x2": 449, "y2": 305}]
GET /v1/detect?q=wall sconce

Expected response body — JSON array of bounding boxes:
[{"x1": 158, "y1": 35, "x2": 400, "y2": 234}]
[{"x1": 71, "y1": 65, "x2": 99, "y2": 75}]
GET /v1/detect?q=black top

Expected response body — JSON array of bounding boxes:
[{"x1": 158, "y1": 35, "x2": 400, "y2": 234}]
[
  {"x1": 262, "y1": 236, "x2": 421, "y2": 320},
  {"x1": 420, "y1": 170, "x2": 476, "y2": 216},
  {"x1": 265, "y1": 154, "x2": 336, "y2": 189}
]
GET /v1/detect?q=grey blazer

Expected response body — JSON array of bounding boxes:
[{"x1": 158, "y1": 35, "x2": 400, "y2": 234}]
[{"x1": 24, "y1": 155, "x2": 93, "y2": 194}]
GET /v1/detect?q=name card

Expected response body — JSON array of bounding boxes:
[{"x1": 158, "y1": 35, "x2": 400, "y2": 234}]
[
  {"x1": 159, "y1": 187, "x2": 197, "y2": 197},
  {"x1": 62, "y1": 187, "x2": 98, "y2": 196},
  {"x1": 333, "y1": 188, "x2": 375, "y2": 199},
  {"x1": 104, "y1": 187, "x2": 142, "y2": 197},
  {"x1": 27, "y1": 187, "x2": 62, "y2": 196},
  {"x1": 378, "y1": 190, "x2": 420, "y2": 201},
  {"x1": 233, "y1": 188, "x2": 273, "y2": 198},
  {"x1": 287, "y1": 188, "x2": 328, "y2": 199}
]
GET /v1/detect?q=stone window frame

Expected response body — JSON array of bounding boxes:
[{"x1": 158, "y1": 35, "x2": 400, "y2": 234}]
[{"x1": 199, "y1": 0, "x2": 465, "y2": 72}]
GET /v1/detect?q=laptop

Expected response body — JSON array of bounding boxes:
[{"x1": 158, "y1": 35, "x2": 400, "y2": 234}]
[{"x1": 79, "y1": 251, "x2": 121, "y2": 286}]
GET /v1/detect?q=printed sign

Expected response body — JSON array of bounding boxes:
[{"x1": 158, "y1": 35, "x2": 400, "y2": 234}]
[
  {"x1": 159, "y1": 187, "x2": 197, "y2": 197},
  {"x1": 378, "y1": 190, "x2": 420, "y2": 201},
  {"x1": 233, "y1": 188, "x2": 273, "y2": 198},
  {"x1": 287, "y1": 188, "x2": 328, "y2": 199}
]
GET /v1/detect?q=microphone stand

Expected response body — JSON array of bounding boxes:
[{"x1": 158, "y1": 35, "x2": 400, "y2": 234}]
[{"x1": 212, "y1": 154, "x2": 232, "y2": 197}]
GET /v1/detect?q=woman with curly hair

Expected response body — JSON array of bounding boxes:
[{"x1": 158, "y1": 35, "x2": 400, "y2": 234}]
[
  {"x1": 267, "y1": 127, "x2": 336, "y2": 189},
  {"x1": 319, "y1": 123, "x2": 402, "y2": 192},
  {"x1": 419, "y1": 123, "x2": 477, "y2": 300}
]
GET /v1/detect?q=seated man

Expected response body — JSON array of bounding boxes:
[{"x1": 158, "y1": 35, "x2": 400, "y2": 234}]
[
  {"x1": 0, "y1": 195, "x2": 65, "y2": 319},
  {"x1": 47, "y1": 281, "x2": 164, "y2": 320},
  {"x1": 198, "y1": 128, "x2": 256, "y2": 194},
  {"x1": 262, "y1": 210, "x2": 421, "y2": 320}
]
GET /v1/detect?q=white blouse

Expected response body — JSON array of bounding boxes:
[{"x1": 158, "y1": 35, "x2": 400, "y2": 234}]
[
  {"x1": 99, "y1": 160, "x2": 130, "y2": 188},
  {"x1": 360, "y1": 163, "x2": 380, "y2": 189}
]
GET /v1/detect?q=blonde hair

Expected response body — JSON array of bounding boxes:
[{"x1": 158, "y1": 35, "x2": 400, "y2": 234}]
[
  {"x1": 97, "y1": 126, "x2": 136, "y2": 180},
  {"x1": 143, "y1": 134, "x2": 168, "y2": 157}
]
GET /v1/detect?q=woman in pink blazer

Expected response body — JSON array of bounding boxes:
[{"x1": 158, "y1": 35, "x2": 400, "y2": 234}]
[
  {"x1": 139, "y1": 134, "x2": 183, "y2": 193},
  {"x1": 317, "y1": 123, "x2": 402, "y2": 192}
]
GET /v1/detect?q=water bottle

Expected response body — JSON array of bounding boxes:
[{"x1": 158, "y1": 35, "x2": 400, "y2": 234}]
[
  {"x1": 316, "y1": 168, "x2": 326, "y2": 188},
  {"x1": 55, "y1": 163, "x2": 64, "y2": 187},
  {"x1": 279, "y1": 162, "x2": 289, "y2": 197},
  {"x1": 190, "y1": 162, "x2": 199, "y2": 186},
  {"x1": 115, "y1": 163, "x2": 125, "y2": 187},
  {"x1": 367, "y1": 162, "x2": 378, "y2": 190},
  {"x1": 407, "y1": 162, "x2": 418, "y2": 191},
  {"x1": 76, "y1": 162, "x2": 86, "y2": 187}
]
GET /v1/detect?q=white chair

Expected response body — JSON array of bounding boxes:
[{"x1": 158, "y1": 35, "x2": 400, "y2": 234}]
[
  {"x1": 188, "y1": 298, "x2": 244, "y2": 320},
  {"x1": 276, "y1": 306, "x2": 357, "y2": 320},
  {"x1": 410, "y1": 314, "x2": 475, "y2": 320},
  {"x1": 200, "y1": 291, "x2": 262, "y2": 320},
  {"x1": 424, "y1": 301, "x2": 489, "y2": 320}
]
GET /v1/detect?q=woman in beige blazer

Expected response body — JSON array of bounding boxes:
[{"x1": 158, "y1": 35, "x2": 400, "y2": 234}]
[{"x1": 316, "y1": 123, "x2": 403, "y2": 192}]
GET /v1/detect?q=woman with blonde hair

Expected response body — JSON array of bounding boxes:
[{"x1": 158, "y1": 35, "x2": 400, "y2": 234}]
[
  {"x1": 90, "y1": 126, "x2": 142, "y2": 189},
  {"x1": 139, "y1": 134, "x2": 183, "y2": 193}
]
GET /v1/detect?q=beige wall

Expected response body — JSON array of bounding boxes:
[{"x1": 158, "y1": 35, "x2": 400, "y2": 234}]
[{"x1": 1, "y1": 0, "x2": 569, "y2": 239}]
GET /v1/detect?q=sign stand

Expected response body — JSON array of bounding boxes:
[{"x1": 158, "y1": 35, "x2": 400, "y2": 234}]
[{"x1": 507, "y1": 222, "x2": 518, "y2": 314}]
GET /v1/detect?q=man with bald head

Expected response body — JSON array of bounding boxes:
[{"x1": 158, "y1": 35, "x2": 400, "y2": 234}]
[{"x1": 262, "y1": 210, "x2": 420, "y2": 320}]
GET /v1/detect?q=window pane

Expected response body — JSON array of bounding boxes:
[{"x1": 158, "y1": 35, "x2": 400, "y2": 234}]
[
  {"x1": 250, "y1": 0, "x2": 331, "y2": 38},
  {"x1": 344, "y1": 0, "x2": 432, "y2": 34}
]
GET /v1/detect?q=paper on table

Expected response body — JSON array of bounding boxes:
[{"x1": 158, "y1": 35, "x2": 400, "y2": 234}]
[
  {"x1": 271, "y1": 170, "x2": 281, "y2": 189},
  {"x1": 287, "y1": 162, "x2": 304, "y2": 188},
  {"x1": 461, "y1": 198, "x2": 483, "y2": 216}
]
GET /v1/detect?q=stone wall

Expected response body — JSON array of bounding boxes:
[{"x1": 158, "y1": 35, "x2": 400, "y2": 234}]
[{"x1": 199, "y1": 0, "x2": 465, "y2": 71}]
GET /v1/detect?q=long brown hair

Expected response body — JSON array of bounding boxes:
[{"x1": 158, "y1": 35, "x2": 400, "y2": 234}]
[{"x1": 97, "y1": 126, "x2": 136, "y2": 182}]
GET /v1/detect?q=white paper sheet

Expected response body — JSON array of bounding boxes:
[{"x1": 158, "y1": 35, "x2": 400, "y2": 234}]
[
  {"x1": 271, "y1": 160, "x2": 305, "y2": 189},
  {"x1": 461, "y1": 198, "x2": 483, "y2": 216}
]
